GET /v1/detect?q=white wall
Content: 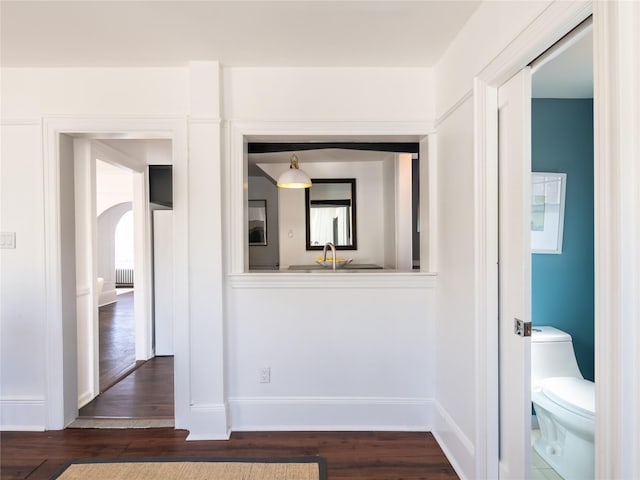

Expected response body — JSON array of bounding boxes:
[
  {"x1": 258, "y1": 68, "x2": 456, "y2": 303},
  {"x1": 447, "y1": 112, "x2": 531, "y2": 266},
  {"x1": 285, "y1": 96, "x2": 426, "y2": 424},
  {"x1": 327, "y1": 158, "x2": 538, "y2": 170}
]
[
  {"x1": 0, "y1": 66, "x2": 191, "y2": 430},
  {"x1": 97, "y1": 203, "x2": 132, "y2": 306},
  {"x1": 96, "y1": 160, "x2": 133, "y2": 216},
  {"x1": 1, "y1": 64, "x2": 436, "y2": 436},
  {"x1": 153, "y1": 210, "x2": 174, "y2": 356},
  {"x1": 434, "y1": 98, "x2": 477, "y2": 475},
  {"x1": 248, "y1": 176, "x2": 279, "y2": 269},
  {"x1": 382, "y1": 155, "x2": 397, "y2": 268},
  {"x1": 223, "y1": 68, "x2": 436, "y2": 432},
  {"x1": 435, "y1": 1, "x2": 552, "y2": 119},
  {"x1": 396, "y1": 153, "x2": 414, "y2": 271},
  {"x1": 223, "y1": 67, "x2": 434, "y2": 121},
  {"x1": 96, "y1": 160, "x2": 134, "y2": 305},
  {"x1": 226, "y1": 280, "x2": 436, "y2": 430},
  {"x1": 0, "y1": 123, "x2": 48, "y2": 429},
  {"x1": 1, "y1": 68, "x2": 188, "y2": 117}
]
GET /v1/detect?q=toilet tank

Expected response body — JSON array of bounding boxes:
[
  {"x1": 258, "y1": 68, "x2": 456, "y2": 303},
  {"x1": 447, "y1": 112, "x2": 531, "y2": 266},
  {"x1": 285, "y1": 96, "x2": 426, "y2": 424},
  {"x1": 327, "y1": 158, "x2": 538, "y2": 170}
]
[{"x1": 531, "y1": 326, "x2": 583, "y2": 389}]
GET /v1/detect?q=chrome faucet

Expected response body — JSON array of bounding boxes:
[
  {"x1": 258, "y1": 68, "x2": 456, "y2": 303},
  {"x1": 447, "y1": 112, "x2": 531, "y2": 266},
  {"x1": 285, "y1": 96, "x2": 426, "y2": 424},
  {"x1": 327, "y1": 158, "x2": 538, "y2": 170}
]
[{"x1": 323, "y1": 242, "x2": 337, "y2": 271}]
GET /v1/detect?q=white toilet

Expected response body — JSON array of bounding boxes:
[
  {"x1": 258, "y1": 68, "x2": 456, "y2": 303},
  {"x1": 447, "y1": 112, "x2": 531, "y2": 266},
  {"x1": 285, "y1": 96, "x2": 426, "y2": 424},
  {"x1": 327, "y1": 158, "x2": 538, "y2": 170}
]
[{"x1": 531, "y1": 326, "x2": 595, "y2": 480}]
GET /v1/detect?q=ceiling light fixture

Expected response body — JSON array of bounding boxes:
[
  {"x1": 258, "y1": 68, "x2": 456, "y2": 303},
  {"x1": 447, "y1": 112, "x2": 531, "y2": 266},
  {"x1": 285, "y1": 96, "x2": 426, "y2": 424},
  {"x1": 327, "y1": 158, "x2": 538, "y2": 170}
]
[{"x1": 277, "y1": 153, "x2": 312, "y2": 189}]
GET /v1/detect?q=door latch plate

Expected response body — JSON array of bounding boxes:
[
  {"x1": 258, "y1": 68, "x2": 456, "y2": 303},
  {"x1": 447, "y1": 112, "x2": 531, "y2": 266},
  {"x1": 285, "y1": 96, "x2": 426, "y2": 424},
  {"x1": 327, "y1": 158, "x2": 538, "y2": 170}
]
[{"x1": 514, "y1": 318, "x2": 532, "y2": 337}]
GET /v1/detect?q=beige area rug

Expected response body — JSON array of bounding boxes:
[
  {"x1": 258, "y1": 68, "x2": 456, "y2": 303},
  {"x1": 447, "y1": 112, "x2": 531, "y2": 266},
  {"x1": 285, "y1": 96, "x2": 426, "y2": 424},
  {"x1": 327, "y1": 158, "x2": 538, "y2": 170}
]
[
  {"x1": 51, "y1": 457, "x2": 326, "y2": 480},
  {"x1": 68, "y1": 418, "x2": 175, "y2": 429}
]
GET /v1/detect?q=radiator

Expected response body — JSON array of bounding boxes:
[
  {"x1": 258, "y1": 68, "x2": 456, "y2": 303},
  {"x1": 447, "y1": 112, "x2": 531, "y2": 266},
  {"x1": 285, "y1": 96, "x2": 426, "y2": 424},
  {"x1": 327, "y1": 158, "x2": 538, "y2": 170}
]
[{"x1": 115, "y1": 268, "x2": 134, "y2": 287}]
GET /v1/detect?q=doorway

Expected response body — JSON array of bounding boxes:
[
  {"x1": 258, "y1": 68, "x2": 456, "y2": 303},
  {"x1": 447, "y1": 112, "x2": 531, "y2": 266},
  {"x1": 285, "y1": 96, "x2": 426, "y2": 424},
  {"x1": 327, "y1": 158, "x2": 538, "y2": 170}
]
[
  {"x1": 529, "y1": 22, "x2": 594, "y2": 480},
  {"x1": 494, "y1": 18, "x2": 595, "y2": 480},
  {"x1": 42, "y1": 116, "x2": 188, "y2": 433},
  {"x1": 94, "y1": 162, "x2": 136, "y2": 394},
  {"x1": 57, "y1": 134, "x2": 176, "y2": 424}
]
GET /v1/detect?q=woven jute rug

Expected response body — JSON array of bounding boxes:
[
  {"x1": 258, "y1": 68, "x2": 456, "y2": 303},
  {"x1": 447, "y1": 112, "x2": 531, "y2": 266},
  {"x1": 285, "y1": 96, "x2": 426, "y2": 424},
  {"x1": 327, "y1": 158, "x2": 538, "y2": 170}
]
[{"x1": 50, "y1": 456, "x2": 326, "y2": 480}]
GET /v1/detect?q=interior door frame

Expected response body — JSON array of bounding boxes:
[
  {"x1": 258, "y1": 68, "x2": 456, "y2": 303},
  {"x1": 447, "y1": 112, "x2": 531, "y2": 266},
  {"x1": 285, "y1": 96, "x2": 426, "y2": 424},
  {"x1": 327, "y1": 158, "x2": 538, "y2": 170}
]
[
  {"x1": 43, "y1": 117, "x2": 187, "y2": 429},
  {"x1": 471, "y1": 2, "x2": 592, "y2": 478},
  {"x1": 474, "y1": 2, "x2": 640, "y2": 478}
]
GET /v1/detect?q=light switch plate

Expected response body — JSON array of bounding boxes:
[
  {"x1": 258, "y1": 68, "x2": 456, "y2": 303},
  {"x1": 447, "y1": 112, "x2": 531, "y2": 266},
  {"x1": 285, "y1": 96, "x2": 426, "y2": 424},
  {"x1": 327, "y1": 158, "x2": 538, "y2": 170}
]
[{"x1": 0, "y1": 232, "x2": 16, "y2": 249}]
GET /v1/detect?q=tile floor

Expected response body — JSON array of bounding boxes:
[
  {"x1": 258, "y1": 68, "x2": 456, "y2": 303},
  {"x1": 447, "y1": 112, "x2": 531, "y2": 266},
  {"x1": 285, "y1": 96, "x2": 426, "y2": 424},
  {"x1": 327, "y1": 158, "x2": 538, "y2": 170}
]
[{"x1": 531, "y1": 429, "x2": 563, "y2": 480}]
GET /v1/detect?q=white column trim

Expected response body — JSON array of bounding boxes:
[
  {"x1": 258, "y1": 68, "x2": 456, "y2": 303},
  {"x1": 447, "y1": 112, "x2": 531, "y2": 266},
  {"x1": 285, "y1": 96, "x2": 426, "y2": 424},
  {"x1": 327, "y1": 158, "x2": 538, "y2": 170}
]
[
  {"x1": 472, "y1": 78, "x2": 499, "y2": 480},
  {"x1": 43, "y1": 120, "x2": 65, "y2": 429},
  {"x1": 133, "y1": 169, "x2": 154, "y2": 361},
  {"x1": 593, "y1": 1, "x2": 640, "y2": 478}
]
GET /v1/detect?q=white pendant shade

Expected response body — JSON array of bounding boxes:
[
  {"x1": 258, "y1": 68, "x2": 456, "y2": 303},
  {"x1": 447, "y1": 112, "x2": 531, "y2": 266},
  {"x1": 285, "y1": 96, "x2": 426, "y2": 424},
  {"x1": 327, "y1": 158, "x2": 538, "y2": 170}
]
[{"x1": 277, "y1": 154, "x2": 312, "y2": 188}]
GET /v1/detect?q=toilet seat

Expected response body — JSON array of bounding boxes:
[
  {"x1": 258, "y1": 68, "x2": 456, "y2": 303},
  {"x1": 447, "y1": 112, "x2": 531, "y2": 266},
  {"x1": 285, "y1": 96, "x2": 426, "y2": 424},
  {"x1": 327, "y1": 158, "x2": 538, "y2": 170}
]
[{"x1": 540, "y1": 377, "x2": 595, "y2": 418}]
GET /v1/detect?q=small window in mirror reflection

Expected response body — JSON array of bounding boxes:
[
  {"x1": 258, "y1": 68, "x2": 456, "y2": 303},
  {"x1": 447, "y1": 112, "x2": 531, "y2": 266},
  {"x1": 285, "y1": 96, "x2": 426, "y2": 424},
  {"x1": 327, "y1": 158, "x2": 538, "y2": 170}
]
[
  {"x1": 248, "y1": 199, "x2": 267, "y2": 246},
  {"x1": 305, "y1": 179, "x2": 357, "y2": 250}
]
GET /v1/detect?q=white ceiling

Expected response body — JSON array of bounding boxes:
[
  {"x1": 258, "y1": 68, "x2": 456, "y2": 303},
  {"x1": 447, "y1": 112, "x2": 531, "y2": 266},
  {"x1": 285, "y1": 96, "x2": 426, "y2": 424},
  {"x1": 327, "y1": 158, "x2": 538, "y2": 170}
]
[
  {"x1": 0, "y1": 0, "x2": 481, "y2": 68},
  {"x1": 1, "y1": 1, "x2": 592, "y2": 99},
  {"x1": 532, "y1": 28, "x2": 593, "y2": 98}
]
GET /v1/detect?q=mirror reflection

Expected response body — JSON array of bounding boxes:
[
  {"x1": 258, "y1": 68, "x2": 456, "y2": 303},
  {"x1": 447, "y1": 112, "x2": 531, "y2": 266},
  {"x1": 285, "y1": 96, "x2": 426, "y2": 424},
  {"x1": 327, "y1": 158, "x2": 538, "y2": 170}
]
[{"x1": 305, "y1": 179, "x2": 356, "y2": 250}]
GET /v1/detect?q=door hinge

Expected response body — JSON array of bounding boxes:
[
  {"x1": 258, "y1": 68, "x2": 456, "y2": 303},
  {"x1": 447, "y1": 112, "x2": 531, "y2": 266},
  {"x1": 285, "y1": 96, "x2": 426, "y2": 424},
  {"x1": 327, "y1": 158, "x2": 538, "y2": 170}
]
[{"x1": 514, "y1": 318, "x2": 532, "y2": 337}]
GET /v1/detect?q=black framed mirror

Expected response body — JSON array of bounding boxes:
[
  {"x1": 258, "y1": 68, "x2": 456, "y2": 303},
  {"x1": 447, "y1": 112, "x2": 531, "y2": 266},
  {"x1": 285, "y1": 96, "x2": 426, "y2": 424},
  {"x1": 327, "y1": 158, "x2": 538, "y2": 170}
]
[{"x1": 305, "y1": 178, "x2": 357, "y2": 250}]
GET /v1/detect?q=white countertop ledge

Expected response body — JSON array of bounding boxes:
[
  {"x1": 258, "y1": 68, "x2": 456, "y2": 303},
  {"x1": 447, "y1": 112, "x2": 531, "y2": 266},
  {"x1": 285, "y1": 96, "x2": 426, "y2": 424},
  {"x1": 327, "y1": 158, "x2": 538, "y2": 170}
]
[{"x1": 229, "y1": 271, "x2": 438, "y2": 289}]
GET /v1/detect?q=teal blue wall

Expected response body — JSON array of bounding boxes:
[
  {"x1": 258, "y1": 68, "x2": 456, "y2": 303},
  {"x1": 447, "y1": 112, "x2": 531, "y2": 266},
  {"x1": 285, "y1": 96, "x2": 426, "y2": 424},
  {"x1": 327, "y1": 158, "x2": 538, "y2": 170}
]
[{"x1": 531, "y1": 99, "x2": 594, "y2": 382}]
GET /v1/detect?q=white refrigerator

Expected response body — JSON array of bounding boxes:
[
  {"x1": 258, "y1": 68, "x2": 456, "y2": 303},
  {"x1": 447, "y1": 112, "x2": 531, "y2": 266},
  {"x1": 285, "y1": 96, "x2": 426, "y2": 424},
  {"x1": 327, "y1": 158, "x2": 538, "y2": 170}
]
[{"x1": 153, "y1": 209, "x2": 173, "y2": 355}]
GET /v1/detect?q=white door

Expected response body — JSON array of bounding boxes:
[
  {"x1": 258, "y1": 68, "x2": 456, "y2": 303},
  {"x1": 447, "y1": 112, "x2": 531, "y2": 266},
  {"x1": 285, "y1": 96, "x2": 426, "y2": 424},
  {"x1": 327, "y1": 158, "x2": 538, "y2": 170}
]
[
  {"x1": 498, "y1": 67, "x2": 532, "y2": 479},
  {"x1": 153, "y1": 209, "x2": 174, "y2": 355}
]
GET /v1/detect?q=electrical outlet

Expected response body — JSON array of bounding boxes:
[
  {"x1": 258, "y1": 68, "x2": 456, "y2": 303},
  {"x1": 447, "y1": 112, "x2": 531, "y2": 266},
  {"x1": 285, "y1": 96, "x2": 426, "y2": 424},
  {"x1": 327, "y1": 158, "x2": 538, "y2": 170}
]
[
  {"x1": 259, "y1": 367, "x2": 271, "y2": 384},
  {"x1": 0, "y1": 232, "x2": 16, "y2": 249}
]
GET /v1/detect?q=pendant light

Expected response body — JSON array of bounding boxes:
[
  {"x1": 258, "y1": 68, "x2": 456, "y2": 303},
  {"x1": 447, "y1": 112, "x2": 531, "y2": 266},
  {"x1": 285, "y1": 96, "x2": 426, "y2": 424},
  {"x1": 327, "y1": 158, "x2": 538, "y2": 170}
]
[{"x1": 277, "y1": 154, "x2": 312, "y2": 189}]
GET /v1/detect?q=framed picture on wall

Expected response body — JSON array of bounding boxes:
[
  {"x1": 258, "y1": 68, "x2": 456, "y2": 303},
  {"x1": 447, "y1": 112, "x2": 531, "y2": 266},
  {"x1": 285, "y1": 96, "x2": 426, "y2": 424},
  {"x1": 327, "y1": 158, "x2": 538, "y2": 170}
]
[
  {"x1": 248, "y1": 199, "x2": 267, "y2": 246},
  {"x1": 531, "y1": 172, "x2": 567, "y2": 254}
]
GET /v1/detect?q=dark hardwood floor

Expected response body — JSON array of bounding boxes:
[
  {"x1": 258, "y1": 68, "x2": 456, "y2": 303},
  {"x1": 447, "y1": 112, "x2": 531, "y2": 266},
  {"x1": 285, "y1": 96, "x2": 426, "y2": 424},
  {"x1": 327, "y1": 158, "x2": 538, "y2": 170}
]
[
  {"x1": 79, "y1": 289, "x2": 174, "y2": 419},
  {"x1": 0, "y1": 430, "x2": 459, "y2": 480},
  {"x1": 79, "y1": 356, "x2": 174, "y2": 418},
  {"x1": 98, "y1": 290, "x2": 136, "y2": 392}
]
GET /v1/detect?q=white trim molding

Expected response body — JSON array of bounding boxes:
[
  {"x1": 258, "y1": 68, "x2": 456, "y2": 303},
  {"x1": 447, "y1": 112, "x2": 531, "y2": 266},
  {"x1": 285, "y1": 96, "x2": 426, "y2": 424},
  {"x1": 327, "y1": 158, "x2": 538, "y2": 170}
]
[
  {"x1": 431, "y1": 400, "x2": 475, "y2": 480},
  {"x1": 228, "y1": 396, "x2": 433, "y2": 433},
  {"x1": 184, "y1": 403, "x2": 230, "y2": 441},
  {"x1": 92, "y1": 140, "x2": 147, "y2": 173},
  {"x1": 472, "y1": 78, "x2": 499, "y2": 480},
  {"x1": 225, "y1": 120, "x2": 435, "y2": 275},
  {"x1": 229, "y1": 272, "x2": 437, "y2": 290},
  {"x1": 593, "y1": 1, "x2": 640, "y2": 478},
  {"x1": 42, "y1": 116, "x2": 189, "y2": 431},
  {"x1": 476, "y1": 1, "x2": 593, "y2": 89},
  {"x1": 0, "y1": 397, "x2": 47, "y2": 431},
  {"x1": 0, "y1": 118, "x2": 41, "y2": 126}
]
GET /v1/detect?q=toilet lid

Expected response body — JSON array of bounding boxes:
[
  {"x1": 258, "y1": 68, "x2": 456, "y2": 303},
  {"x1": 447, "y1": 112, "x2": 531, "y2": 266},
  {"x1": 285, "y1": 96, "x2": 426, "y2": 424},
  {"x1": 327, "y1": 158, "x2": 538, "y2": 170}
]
[{"x1": 541, "y1": 377, "x2": 595, "y2": 418}]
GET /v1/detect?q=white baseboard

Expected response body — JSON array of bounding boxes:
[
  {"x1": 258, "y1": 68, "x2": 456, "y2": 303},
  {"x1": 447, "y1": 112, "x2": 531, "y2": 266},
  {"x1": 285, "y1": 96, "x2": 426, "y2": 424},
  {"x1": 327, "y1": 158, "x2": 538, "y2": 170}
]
[
  {"x1": 228, "y1": 396, "x2": 433, "y2": 432},
  {"x1": 431, "y1": 400, "x2": 475, "y2": 480},
  {"x1": 78, "y1": 390, "x2": 95, "y2": 409},
  {"x1": 184, "y1": 403, "x2": 230, "y2": 440},
  {"x1": 0, "y1": 397, "x2": 46, "y2": 431},
  {"x1": 99, "y1": 288, "x2": 117, "y2": 307}
]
